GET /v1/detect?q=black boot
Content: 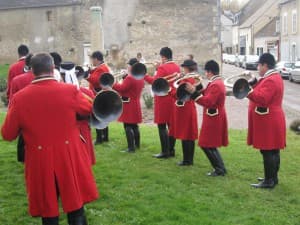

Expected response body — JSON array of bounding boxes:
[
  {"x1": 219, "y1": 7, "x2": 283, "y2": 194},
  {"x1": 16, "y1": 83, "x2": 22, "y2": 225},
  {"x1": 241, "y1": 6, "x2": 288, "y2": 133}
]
[
  {"x1": 123, "y1": 125, "x2": 135, "y2": 153},
  {"x1": 103, "y1": 127, "x2": 109, "y2": 142},
  {"x1": 169, "y1": 136, "x2": 176, "y2": 157},
  {"x1": 202, "y1": 148, "x2": 225, "y2": 176},
  {"x1": 94, "y1": 129, "x2": 103, "y2": 145},
  {"x1": 132, "y1": 125, "x2": 140, "y2": 149},
  {"x1": 67, "y1": 207, "x2": 88, "y2": 225},
  {"x1": 178, "y1": 140, "x2": 193, "y2": 166},
  {"x1": 153, "y1": 124, "x2": 170, "y2": 158},
  {"x1": 257, "y1": 150, "x2": 280, "y2": 184},
  {"x1": 212, "y1": 148, "x2": 227, "y2": 175},
  {"x1": 42, "y1": 217, "x2": 59, "y2": 225},
  {"x1": 251, "y1": 151, "x2": 276, "y2": 188}
]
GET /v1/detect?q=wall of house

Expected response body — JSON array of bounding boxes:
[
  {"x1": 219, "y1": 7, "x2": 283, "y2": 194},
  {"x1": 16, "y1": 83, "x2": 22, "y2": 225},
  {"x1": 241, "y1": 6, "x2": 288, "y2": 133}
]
[{"x1": 280, "y1": 0, "x2": 300, "y2": 61}]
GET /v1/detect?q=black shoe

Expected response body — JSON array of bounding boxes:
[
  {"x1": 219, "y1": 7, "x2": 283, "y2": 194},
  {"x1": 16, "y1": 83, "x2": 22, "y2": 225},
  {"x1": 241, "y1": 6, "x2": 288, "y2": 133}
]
[
  {"x1": 68, "y1": 216, "x2": 88, "y2": 225},
  {"x1": 94, "y1": 140, "x2": 103, "y2": 145},
  {"x1": 207, "y1": 170, "x2": 225, "y2": 177},
  {"x1": 153, "y1": 152, "x2": 169, "y2": 158},
  {"x1": 257, "y1": 177, "x2": 278, "y2": 184},
  {"x1": 121, "y1": 149, "x2": 135, "y2": 153},
  {"x1": 177, "y1": 160, "x2": 193, "y2": 166},
  {"x1": 251, "y1": 180, "x2": 275, "y2": 189}
]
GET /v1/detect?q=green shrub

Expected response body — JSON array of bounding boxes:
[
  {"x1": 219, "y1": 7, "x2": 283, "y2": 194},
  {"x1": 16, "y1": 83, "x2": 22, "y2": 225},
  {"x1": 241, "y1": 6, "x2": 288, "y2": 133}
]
[
  {"x1": 0, "y1": 78, "x2": 7, "y2": 92},
  {"x1": 143, "y1": 93, "x2": 153, "y2": 109},
  {"x1": 1, "y1": 92, "x2": 8, "y2": 107}
]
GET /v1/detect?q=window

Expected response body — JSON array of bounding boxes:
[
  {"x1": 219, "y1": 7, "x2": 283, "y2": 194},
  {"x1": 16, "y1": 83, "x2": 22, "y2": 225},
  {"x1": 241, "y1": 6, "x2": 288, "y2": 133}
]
[
  {"x1": 257, "y1": 47, "x2": 263, "y2": 56},
  {"x1": 276, "y1": 20, "x2": 280, "y2": 33},
  {"x1": 46, "y1": 10, "x2": 52, "y2": 22},
  {"x1": 292, "y1": 10, "x2": 297, "y2": 33},
  {"x1": 282, "y1": 13, "x2": 287, "y2": 35}
]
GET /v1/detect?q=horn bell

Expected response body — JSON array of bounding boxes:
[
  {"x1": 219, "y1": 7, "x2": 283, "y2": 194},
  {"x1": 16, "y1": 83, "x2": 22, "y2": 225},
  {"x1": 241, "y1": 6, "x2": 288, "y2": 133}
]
[
  {"x1": 93, "y1": 90, "x2": 123, "y2": 122},
  {"x1": 75, "y1": 66, "x2": 89, "y2": 80},
  {"x1": 89, "y1": 114, "x2": 109, "y2": 129},
  {"x1": 131, "y1": 63, "x2": 147, "y2": 80},
  {"x1": 176, "y1": 83, "x2": 191, "y2": 102},
  {"x1": 99, "y1": 73, "x2": 115, "y2": 88},
  {"x1": 152, "y1": 78, "x2": 170, "y2": 96},
  {"x1": 232, "y1": 78, "x2": 251, "y2": 99}
]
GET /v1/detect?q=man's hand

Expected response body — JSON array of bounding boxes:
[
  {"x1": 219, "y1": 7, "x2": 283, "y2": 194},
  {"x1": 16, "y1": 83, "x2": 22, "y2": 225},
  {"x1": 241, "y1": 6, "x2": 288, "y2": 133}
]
[{"x1": 185, "y1": 82, "x2": 196, "y2": 94}]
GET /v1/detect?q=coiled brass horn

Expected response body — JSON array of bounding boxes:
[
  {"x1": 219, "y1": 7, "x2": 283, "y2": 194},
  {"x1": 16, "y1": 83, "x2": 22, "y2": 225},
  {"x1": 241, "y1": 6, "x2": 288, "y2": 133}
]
[
  {"x1": 232, "y1": 78, "x2": 252, "y2": 99},
  {"x1": 151, "y1": 73, "x2": 181, "y2": 96}
]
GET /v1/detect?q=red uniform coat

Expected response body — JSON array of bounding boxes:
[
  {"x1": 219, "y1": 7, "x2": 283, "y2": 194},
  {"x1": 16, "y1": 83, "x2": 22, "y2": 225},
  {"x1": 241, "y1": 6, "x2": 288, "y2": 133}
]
[
  {"x1": 10, "y1": 71, "x2": 34, "y2": 100},
  {"x1": 86, "y1": 63, "x2": 110, "y2": 93},
  {"x1": 170, "y1": 76, "x2": 198, "y2": 140},
  {"x1": 113, "y1": 74, "x2": 144, "y2": 124},
  {"x1": 194, "y1": 76, "x2": 228, "y2": 148},
  {"x1": 1, "y1": 78, "x2": 99, "y2": 217},
  {"x1": 247, "y1": 71, "x2": 286, "y2": 150},
  {"x1": 6, "y1": 58, "x2": 26, "y2": 101},
  {"x1": 144, "y1": 61, "x2": 180, "y2": 124},
  {"x1": 78, "y1": 87, "x2": 96, "y2": 165}
]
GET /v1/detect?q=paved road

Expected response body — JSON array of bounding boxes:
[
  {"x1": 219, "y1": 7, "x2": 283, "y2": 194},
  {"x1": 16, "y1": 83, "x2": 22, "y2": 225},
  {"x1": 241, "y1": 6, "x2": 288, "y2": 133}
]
[{"x1": 210, "y1": 63, "x2": 300, "y2": 129}]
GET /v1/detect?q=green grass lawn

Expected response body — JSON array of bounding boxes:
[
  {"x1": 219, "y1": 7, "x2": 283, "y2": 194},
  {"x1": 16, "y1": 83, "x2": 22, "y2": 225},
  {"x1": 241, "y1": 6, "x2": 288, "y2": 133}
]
[
  {"x1": 0, "y1": 113, "x2": 299, "y2": 225},
  {"x1": 0, "y1": 64, "x2": 9, "y2": 79}
]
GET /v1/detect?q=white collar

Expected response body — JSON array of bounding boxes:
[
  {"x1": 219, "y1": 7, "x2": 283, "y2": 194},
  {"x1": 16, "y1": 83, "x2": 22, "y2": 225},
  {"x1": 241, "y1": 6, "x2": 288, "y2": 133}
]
[
  {"x1": 263, "y1": 69, "x2": 277, "y2": 78},
  {"x1": 209, "y1": 75, "x2": 221, "y2": 82},
  {"x1": 32, "y1": 75, "x2": 56, "y2": 84}
]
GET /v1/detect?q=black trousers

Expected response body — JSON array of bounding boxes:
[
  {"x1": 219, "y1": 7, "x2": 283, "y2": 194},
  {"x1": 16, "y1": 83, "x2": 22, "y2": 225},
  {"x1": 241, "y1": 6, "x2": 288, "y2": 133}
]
[
  {"x1": 123, "y1": 123, "x2": 140, "y2": 149},
  {"x1": 41, "y1": 178, "x2": 86, "y2": 225},
  {"x1": 201, "y1": 147, "x2": 226, "y2": 174},
  {"x1": 157, "y1": 123, "x2": 176, "y2": 154},
  {"x1": 260, "y1": 149, "x2": 280, "y2": 181},
  {"x1": 42, "y1": 207, "x2": 85, "y2": 225}
]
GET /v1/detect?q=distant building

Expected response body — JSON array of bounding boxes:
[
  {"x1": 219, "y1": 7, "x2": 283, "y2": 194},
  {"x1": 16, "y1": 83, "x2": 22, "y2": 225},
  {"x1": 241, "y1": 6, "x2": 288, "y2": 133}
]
[
  {"x1": 279, "y1": 0, "x2": 300, "y2": 62},
  {"x1": 231, "y1": 0, "x2": 281, "y2": 57},
  {"x1": 221, "y1": 14, "x2": 234, "y2": 54},
  {"x1": 254, "y1": 18, "x2": 280, "y2": 61}
]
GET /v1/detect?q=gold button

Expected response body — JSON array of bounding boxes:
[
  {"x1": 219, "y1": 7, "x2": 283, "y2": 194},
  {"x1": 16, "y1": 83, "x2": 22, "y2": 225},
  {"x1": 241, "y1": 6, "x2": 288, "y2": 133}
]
[
  {"x1": 65, "y1": 140, "x2": 69, "y2": 144},
  {"x1": 38, "y1": 146, "x2": 42, "y2": 150}
]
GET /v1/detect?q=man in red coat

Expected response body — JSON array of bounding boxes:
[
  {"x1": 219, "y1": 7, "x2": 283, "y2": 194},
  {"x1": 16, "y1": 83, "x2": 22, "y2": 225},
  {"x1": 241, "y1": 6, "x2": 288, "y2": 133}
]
[
  {"x1": 10, "y1": 53, "x2": 34, "y2": 100},
  {"x1": 186, "y1": 60, "x2": 228, "y2": 176},
  {"x1": 113, "y1": 58, "x2": 145, "y2": 152},
  {"x1": 144, "y1": 47, "x2": 180, "y2": 158},
  {"x1": 86, "y1": 51, "x2": 111, "y2": 144},
  {"x1": 1, "y1": 53, "x2": 99, "y2": 225},
  {"x1": 9, "y1": 53, "x2": 34, "y2": 162},
  {"x1": 246, "y1": 53, "x2": 286, "y2": 189},
  {"x1": 170, "y1": 60, "x2": 198, "y2": 166},
  {"x1": 6, "y1": 44, "x2": 29, "y2": 102}
]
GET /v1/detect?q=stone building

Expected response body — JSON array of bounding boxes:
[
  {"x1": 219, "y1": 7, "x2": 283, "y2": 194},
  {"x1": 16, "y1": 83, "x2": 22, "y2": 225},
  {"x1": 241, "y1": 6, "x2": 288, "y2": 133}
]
[{"x1": 0, "y1": 0, "x2": 222, "y2": 69}]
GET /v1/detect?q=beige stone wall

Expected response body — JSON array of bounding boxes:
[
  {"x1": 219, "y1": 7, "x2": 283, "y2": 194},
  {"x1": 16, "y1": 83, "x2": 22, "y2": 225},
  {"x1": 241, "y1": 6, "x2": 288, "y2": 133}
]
[
  {"x1": 0, "y1": 0, "x2": 221, "y2": 69},
  {"x1": 0, "y1": 5, "x2": 90, "y2": 64},
  {"x1": 122, "y1": 0, "x2": 221, "y2": 68}
]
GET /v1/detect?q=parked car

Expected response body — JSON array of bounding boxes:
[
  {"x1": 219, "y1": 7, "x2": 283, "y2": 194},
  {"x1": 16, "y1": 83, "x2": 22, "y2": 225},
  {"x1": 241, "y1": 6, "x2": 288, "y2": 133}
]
[
  {"x1": 235, "y1": 55, "x2": 245, "y2": 67},
  {"x1": 226, "y1": 54, "x2": 236, "y2": 65},
  {"x1": 242, "y1": 55, "x2": 259, "y2": 70},
  {"x1": 289, "y1": 61, "x2": 300, "y2": 82},
  {"x1": 275, "y1": 61, "x2": 294, "y2": 79},
  {"x1": 222, "y1": 53, "x2": 228, "y2": 63}
]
